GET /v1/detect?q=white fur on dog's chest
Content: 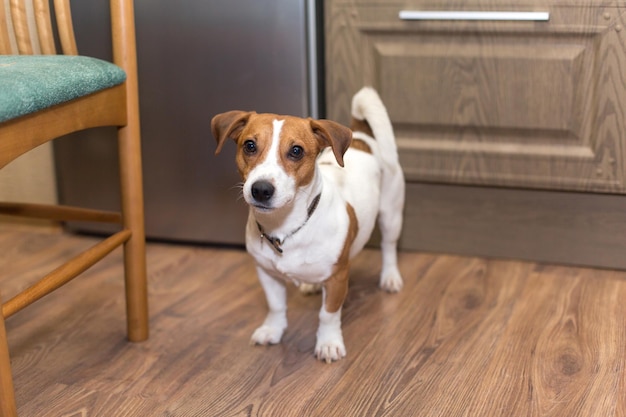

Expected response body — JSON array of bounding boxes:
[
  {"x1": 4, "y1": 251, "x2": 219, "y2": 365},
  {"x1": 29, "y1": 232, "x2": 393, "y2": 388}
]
[
  {"x1": 245, "y1": 205, "x2": 348, "y2": 285},
  {"x1": 244, "y1": 146, "x2": 381, "y2": 286}
]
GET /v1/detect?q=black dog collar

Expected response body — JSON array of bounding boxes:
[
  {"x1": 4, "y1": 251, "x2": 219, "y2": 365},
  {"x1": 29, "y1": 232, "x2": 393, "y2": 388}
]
[{"x1": 256, "y1": 193, "x2": 321, "y2": 254}]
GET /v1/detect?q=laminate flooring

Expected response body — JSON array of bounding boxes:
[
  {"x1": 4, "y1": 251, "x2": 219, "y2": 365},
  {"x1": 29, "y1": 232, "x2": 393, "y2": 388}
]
[{"x1": 1, "y1": 223, "x2": 625, "y2": 416}]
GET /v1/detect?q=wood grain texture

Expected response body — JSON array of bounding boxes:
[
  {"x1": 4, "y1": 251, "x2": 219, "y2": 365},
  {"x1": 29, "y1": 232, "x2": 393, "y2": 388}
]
[
  {"x1": 0, "y1": 293, "x2": 17, "y2": 417},
  {"x1": 32, "y1": 0, "x2": 54, "y2": 54},
  {"x1": 1, "y1": 1, "x2": 149, "y2": 411},
  {"x1": 2, "y1": 224, "x2": 625, "y2": 416},
  {"x1": 0, "y1": 203, "x2": 122, "y2": 224},
  {"x1": 326, "y1": 0, "x2": 626, "y2": 270},
  {"x1": 110, "y1": 0, "x2": 148, "y2": 343},
  {"x1": 0, "y1": 0, "x2": 14, "y2": 53},
  {"x1": 51, "y1": 0, "x2": 76, "y2": 55},
  {"x1": 0, "y1": 85, "x2": 127, "y2": 169},
  {"x1": 399, "y1": 181, "x2": 626, "y2": 270},
  {"x1": 328, "y1": 1, "x2": 626, "y2": 14},
  {"x1": 2, "y1": 229, "x2": 130, "y2": 319},
  {"x1": 325, "y1": 0, "x2": 626, "y2": 193},
  {"x1": 8, "y1": 0, "x2": 32, "y2": 54}
]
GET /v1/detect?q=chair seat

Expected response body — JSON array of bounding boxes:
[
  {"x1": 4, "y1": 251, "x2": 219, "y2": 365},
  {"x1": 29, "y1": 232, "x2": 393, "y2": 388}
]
[{"x1": 0, "y1": 55, "x2": 127, "y2": 123}]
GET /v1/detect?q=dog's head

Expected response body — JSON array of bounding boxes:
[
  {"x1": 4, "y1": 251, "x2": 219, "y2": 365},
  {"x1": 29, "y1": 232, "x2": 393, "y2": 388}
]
[{"x1": 212, "y1": 111, "x2": 352, "y2": 212}]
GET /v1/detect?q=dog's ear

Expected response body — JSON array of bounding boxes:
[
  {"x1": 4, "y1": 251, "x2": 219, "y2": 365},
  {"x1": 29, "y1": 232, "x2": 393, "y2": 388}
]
[
  {"x1": 309, "y1": 119, "x2": 352, "y2": 167},
  {"x1": 211, "y1": 110, "x2": 255, "y2": 155}
]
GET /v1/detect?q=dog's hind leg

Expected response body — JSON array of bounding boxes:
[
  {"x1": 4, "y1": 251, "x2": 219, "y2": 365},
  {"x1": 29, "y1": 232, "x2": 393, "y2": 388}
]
[
  {"x1": 351, "y1": 86, "x2": 404, "y2": 292},
  {"x1": 377, "y1": 167, "x2": 404, "y2": 293},
  {"x1": 251, "y1": 267, "x2": 288, "y2": 345}
]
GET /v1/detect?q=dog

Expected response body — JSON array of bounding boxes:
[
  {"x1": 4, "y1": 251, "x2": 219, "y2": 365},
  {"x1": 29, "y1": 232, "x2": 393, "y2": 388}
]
[{"x1": 211, "y1": 87, "x2": 405, "y2": 363}]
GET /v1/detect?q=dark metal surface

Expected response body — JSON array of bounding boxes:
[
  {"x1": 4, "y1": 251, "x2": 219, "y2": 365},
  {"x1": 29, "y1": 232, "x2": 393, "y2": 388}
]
[{"x1": 55, "y1": 0, "x2": 319, "y2": 245}]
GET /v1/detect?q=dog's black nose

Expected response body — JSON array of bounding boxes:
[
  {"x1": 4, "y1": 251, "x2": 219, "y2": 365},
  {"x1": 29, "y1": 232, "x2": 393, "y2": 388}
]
[{"x1": 251, "y1": 180, "x2": 275, "y2": 203}]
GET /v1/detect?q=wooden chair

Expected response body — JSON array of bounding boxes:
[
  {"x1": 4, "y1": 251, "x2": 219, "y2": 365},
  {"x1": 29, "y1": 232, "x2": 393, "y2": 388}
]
[{"x1": 0, "y1": 1, "x2": 149, "y2": 415}]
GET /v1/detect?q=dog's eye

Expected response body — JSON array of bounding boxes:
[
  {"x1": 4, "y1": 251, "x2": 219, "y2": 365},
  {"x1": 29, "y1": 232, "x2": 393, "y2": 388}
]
[
  {"x1": 288, "y1": 145, "x2": 304, "y2": 160},
  {"x1": 243, "y1": 140, "x2": 257, "y2": 155}
]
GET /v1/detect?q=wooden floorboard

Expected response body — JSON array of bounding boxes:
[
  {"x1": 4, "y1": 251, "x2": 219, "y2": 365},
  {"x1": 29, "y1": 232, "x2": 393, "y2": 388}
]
[{"x1": 1, "y1": 223, "x2": 625, "y2": 416}]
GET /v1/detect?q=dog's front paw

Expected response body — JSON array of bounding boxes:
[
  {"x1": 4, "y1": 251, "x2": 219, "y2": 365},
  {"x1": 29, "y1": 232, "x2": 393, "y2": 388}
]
[
  {"x1": 250, "y1": 325, "x2": 284, "y2": 346},
  {"x1": 380, "y1": 266, "x2": 403, "y2": 293},
  {"x1": 315, "y1": 335, "x2": 346, "y2": 363}
]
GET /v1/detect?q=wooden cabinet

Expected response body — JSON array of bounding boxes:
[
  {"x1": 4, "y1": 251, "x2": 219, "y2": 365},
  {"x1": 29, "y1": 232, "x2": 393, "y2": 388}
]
[
  {"x1": 325, "y1": 0, "x2": 626, "y2": 269},
  {"x1": 326, "y1": 0, "x2": 626, "y2": 192}
]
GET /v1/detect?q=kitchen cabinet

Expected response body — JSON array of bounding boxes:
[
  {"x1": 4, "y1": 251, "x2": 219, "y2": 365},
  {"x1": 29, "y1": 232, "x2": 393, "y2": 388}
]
[{"x1": 325, "y1": 0, "x2": 626, "y2": 268}]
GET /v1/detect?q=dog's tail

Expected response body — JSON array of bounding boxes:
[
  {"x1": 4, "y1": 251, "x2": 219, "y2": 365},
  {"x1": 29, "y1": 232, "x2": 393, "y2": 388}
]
[{"x1": 350, "y1": 87, "x2": 400, "y2": 170}]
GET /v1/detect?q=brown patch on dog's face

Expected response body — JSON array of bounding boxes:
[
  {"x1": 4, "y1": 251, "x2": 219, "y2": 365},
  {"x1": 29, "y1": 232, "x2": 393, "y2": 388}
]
[
  {"x1": 233, "y1": 113, "x2": 277, "y2": 181},
  {"x1": 276, "y1": 116, "x2": 325, "y2": 188},
  {"x1": 234, "y1": 115, "x2": 327, "y2": 187},
  {"x1": 213, "y1": 111, "x2": 353, "y2": 210}
]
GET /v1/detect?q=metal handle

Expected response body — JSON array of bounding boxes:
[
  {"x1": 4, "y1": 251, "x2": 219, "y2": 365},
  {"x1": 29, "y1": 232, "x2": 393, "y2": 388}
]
[{"x1": 398, "y1": 11, "x2": 550, "y2": 21}]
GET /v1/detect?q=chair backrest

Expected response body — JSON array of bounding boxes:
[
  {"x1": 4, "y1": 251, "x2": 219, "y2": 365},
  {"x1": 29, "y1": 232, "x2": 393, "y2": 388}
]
[
  {"x1": 0, "y1": 0, "x2": 78, "y2": 55},
  {"x1": 0, "y1": 0, "x2": 139, "y2": 123}
]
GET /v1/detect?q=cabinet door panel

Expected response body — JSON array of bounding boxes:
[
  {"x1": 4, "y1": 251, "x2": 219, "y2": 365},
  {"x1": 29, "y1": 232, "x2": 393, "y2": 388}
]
[
  {"x1": 377, "y1": 43, "x2": 583, "y2": 131},
  {"x1": 326, "y1": 3, "x2": 626, "y2": 192}
]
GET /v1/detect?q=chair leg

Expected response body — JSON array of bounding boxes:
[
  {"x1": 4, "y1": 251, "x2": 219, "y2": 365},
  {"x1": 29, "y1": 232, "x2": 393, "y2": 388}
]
[
  {"x1": 114, "y1": 3, "x2": 149, "y2": 341},
  {"x1": 118, "y1": 120, "x2": 149, "y2": 343},
  {"x1": 0, "y1": 294, "x2": 18, "y2": 417},
  {"x1": 122, "y1": 227, "x2": 149, "y2": 342}
]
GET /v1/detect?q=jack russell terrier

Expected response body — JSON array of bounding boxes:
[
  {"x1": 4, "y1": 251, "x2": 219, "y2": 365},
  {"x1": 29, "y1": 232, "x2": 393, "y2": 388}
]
[{"x1": 211, "y1": 87, "x2": 405, "y2": 363}]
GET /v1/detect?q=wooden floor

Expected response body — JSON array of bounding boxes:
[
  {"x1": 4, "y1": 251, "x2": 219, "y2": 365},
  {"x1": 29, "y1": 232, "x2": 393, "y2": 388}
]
[{"x1": 2, "y1": 223, "x2": 626, "y2": 416}]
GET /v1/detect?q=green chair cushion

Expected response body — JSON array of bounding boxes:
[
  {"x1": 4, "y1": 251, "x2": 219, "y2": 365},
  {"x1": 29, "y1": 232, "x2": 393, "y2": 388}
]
[{"x1": 0, "y1": 55, "x2": 126, "y2": 123}]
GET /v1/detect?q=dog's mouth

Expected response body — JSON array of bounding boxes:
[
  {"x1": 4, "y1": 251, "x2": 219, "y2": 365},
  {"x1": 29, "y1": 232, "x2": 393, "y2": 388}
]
[{"x1": 251, "y1": 203, "x2": 275, "y2": 213}]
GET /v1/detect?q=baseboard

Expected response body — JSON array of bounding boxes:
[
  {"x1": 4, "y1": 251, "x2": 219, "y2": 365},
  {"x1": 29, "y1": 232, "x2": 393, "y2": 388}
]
[
  {"x1": 399, "y1": 183, "x2": 626, "y2": 270},
  {"x1": 0, "y1": 215, "x2": 61, "y2": 232}
]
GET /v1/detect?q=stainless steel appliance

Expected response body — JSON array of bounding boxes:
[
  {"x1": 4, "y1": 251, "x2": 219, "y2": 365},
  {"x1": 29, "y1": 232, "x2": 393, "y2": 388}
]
[{"x1": 55, "y1": 0, "x2": 322, "y2": 245}]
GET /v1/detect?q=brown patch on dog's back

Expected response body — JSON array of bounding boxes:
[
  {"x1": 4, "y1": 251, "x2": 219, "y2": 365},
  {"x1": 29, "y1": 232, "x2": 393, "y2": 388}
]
[
  {"x1": 350, "y1": 117, "x2": 374, "y2": 138},
  {"x1": 350, "y1": 139, "x2": 372, "y2": 154},
  {"x1": 324, "y1": 203, "x2": 359, "y2": 313},
  {"x1": 349, "y1": 117, "x2": 373, "y2": 154}
]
